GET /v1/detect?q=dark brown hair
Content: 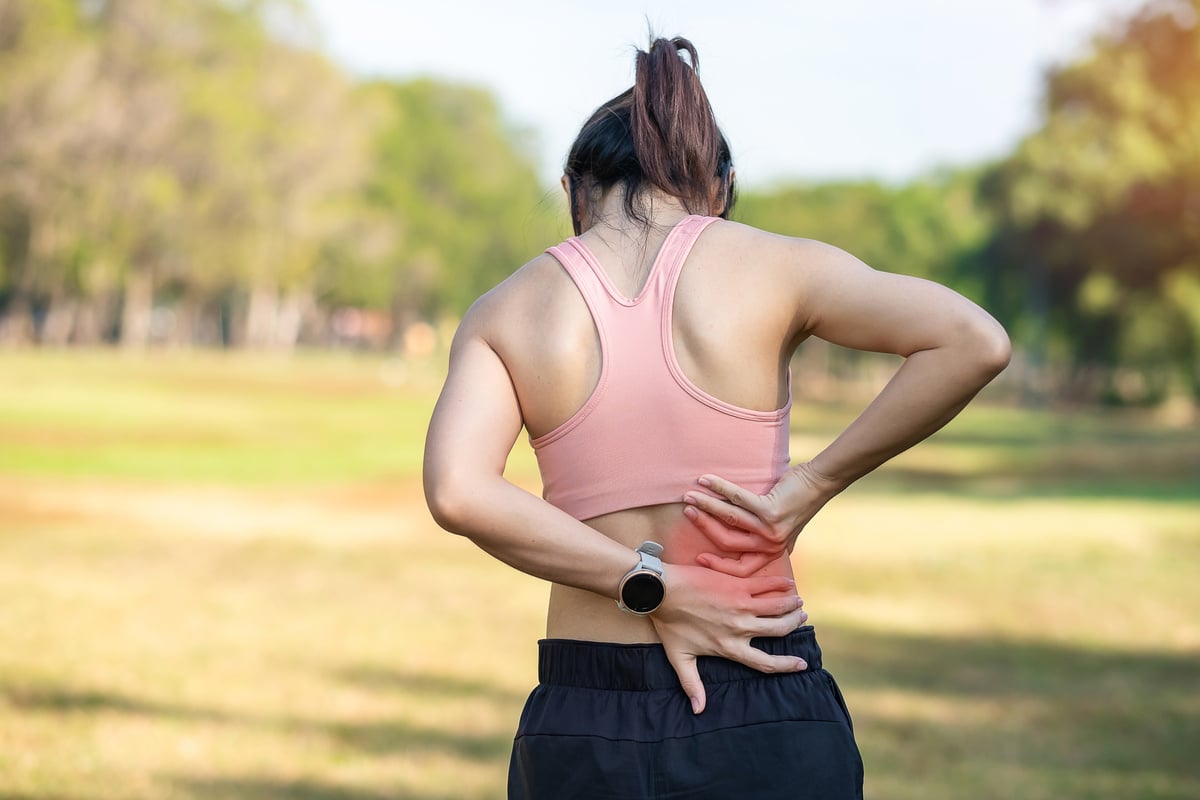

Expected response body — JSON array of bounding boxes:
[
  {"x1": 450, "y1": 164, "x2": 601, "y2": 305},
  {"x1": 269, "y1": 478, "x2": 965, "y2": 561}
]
[{"x1": 564, "y1": 36, "x2": 735, "y2": 235}]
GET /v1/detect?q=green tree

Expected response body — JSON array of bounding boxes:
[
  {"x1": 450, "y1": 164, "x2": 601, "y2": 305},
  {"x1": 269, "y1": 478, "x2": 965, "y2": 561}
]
[
  {"x1": 0, "y1": 0, "x2": 95, "y2": 342},
  {"x1": 0, "y1": 0, "x2": 368, "y2": 348},
  {"x1": 981, "y1": 0, "x2": 1200, "y2": 404},
  {"x1": 331, "y1": 78, "x2": 563, "y2": 339},
  {"x1": 735, "y1": 171, "x2": 990, "y2": 291}
]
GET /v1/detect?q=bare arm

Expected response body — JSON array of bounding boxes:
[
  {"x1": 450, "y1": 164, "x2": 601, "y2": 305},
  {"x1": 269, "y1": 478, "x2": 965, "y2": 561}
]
[
  {"x1": 423, "y1": 303, "x2": 808, "y2": 712},
  {"x1": 423, "y1": 315, "x2": 639, "y2": 594},
  {"x1": 799, "y1": 242, "x2": 1011, "y2": 483},
  {"x1": 683, "y1": 240, "x2": 1011, "y2": 574}
]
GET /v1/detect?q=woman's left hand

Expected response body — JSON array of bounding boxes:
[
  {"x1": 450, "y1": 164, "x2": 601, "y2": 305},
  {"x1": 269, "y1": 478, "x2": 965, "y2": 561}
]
[{"x1": 682, "y1": 462, "x2": 843, "y2": 577}]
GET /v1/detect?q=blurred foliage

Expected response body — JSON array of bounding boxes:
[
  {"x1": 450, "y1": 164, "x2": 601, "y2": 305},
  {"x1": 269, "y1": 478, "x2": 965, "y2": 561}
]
[
  {"x1": 738, "y1": 0, "x2": 1200, "y2": 407},
  {"x1": 319, "y1": 79, "x2": 561, "y2": 331},
  {"x1": 0, "y1": 0, "x2": 559, "y2": 350},
  {"x1": 0, "y1": 0, "x2": 1196, "y2": 407},
  {"x1": 736, "y1": 169, "x2": 991, "y2": 301},
  {"x1": 977, "y1": 0, "x2": 1200, "y2": 404}
]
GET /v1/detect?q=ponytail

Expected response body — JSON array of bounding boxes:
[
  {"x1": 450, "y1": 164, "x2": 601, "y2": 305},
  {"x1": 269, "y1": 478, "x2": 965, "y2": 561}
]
[
  {"x1": 564, "y1": 35, "x2": 734, "y2": 234},
  {"x1": 632, "y1": 38, "x2": 723, "y2": 216}
]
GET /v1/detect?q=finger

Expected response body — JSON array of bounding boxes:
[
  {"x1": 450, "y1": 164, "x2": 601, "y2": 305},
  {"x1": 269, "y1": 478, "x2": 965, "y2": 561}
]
[
  {"x1": 744, "y1": 593, "x2": 804, "y2": 618},
  {"x1": 663, "y1": 648, "x2": 707, "y2": 715},
  {"x1": 683, "y1": 490, "x2": 765, "y2": 534},
  {"x1": 741, "y1": 572, "x2": 799, "y2": 596},
  {"x1": 739, "y1": 605, "x2": 810, "y2": 639},
  {"x1": 726, "y1": 640, "x2": 808, "y2": 674},
  {"x1": 695, "y1": 552, "x2": 762, "y2": 578},
  {"x1": 744, "y1": 596, "x2": 810, "y2": 627},
  {"x1": 697, "y1": 474, "x2": 764, "y2": 515},
  {"x1": 696, "y1": 551, "x2": 779, "y2": 578},
  {"x1": 684, "y1": 506, "x2": 775, "y2": 553}
]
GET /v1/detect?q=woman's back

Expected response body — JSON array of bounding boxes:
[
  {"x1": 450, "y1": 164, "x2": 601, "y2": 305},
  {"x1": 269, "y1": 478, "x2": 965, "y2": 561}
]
[
  {"x1": 426, "y1": 36, "x2": 1007, "y2": 796},
  {"x1": 479, "y1": 207, "x2": 807, "y2": 641}
]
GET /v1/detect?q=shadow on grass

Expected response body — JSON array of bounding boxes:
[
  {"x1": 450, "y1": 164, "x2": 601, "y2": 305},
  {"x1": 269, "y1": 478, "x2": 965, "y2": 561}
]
[
  {"x1": 332, "y1": 664, "x2": 528, "y2": 706},
  {"x1": 318, "y1": 717, "x2": 512, "y2": 762},
  {"x1": 795, "y1": 403, "x2": 1200, "y2": 503},
  {"x1": 820, "y1": 625, "x2": 1198, "y2": 700},
  {"x1": 6, "y1": 629, "x2": 1196, "y2": 799},
  {"x1": 3, "y1": 679, "x2": 514, "y2": 765},
  {"x1": 817, "y1": 624, "x2": 1200, "y2": 796},
  {"x1": 3, "y1": 684, "x2": 236, "y2": 723},
  {"x1": 169, "y1": 776, "x2": 464, "y2": 800},
  {"x1": 854, "y1": 465, "x2": 1200, "y2": 502}
]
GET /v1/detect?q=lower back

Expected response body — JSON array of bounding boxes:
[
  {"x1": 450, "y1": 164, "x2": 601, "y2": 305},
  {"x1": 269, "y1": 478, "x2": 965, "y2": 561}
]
[{"x1": 545, "y1": 502, "x2": 797, "y2": 642}]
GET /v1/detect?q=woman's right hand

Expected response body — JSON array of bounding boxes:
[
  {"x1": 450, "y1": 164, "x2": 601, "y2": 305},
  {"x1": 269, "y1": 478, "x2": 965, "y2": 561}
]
[
  {"x1": 682, "y1": 462, "x2": 844, "y2": 577},
  {"x1": 649, "y1": 564, "x2": 808, "y2": 715}
]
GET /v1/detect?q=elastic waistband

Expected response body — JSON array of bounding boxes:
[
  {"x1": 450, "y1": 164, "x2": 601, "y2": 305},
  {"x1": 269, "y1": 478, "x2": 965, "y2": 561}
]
[{"x1": 537, "y1": 626, "x2": 822, "y2": 690}]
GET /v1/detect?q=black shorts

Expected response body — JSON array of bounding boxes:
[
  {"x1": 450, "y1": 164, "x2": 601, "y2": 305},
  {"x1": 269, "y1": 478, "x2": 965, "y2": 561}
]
[{"x1": 509, "y1": 626, "x2": 864, "y2": 799}]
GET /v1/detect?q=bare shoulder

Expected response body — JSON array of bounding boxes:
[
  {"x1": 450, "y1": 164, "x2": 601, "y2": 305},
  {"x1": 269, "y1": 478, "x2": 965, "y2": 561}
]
[
  {"x1": 700, "y1": 219, "x2": 870, "y2": 283},
  {"x1": 688, "y1": 220, "x2": 880, "y2": 341},
  {"x1": 455, "y1": 253, "x2": 566, "y2": 343}
]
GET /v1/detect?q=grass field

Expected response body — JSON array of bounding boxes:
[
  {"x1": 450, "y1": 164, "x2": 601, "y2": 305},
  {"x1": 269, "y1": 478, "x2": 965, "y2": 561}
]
[{"x1": 1, "y1": 349, "x2": 1198, "y2": 800}]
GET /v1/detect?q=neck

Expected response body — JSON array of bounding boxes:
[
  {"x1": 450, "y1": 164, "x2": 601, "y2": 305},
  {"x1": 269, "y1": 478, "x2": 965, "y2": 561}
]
[{"x1": 582, "y1": 185, "x2": 692, "y2": 235}]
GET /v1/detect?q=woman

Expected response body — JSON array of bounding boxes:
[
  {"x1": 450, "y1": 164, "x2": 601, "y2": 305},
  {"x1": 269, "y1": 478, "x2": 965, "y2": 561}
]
[{"x1": 424, "y1": 36, "x2": 1010, "y2": 800}]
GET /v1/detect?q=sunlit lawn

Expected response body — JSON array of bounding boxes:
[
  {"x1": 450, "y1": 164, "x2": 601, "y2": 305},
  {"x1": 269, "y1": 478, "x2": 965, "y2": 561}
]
[{"x1": 1, "y1": 350, "x2": 1197, "y2": 799}]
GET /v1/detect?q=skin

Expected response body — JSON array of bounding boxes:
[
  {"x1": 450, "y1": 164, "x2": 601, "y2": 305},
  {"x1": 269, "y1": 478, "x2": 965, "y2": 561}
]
[{"x1": 423, "y1": 180, "x2": 1011, "y2": 714}]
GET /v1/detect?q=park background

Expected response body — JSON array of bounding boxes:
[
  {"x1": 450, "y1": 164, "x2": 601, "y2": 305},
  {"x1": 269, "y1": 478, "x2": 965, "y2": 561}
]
[{"x1": 1, "y1": 0, "x2": 1197, "y2": 798}]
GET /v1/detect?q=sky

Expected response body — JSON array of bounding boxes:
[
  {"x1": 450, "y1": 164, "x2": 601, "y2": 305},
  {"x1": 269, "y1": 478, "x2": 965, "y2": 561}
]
[{"x1": 306, "y1": 0, "x2": 1146, "y2": 188}]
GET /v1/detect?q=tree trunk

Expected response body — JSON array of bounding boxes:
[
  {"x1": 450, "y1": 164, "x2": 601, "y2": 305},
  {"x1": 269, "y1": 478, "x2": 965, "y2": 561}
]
[
  {"x1": 1021, "y1": 257, "x2": 1049, "y2": 407},
  {"x1": 243, "y1": 284, "x2": 278, "y2": 349},
  {"x1": 73, "y1": 298, "x2": 104, "y2": 345},
  {"x1": 169, "y1": 295, "x2": 201, "y2": 348},
  {"x1": 120, "y1": 270, "x2": 154, "y2": 349},
  {"x1": 40, "y1": 298, "x2": 77, "y2": 346},
  {"x1": 273, "y1": 289, "x2": 306, "y2": 350},
  {"x1": 0, "y1": 296, "x2": 35, "y2": 346}
]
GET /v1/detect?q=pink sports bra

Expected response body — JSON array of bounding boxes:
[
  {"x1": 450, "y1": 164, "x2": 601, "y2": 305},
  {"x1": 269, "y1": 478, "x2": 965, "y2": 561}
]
[{"x1": 531, "y1": 215, "x2": 791, "y2": 521}]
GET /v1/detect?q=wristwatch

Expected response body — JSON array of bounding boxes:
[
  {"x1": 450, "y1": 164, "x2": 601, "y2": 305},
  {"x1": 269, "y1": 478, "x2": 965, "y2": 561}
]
[{"x1": 617, "y1": 541, "x2": 666, "y2": 615}]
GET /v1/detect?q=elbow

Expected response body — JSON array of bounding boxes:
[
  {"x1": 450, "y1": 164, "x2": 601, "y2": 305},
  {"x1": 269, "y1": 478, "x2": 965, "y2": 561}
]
[
  {"x1": 423, "y1": 471, "x2": 474, "y2": 534},
  {"x1": 426, "y1": 491, "x2": 464, "y2": 534},
  {"x1": 972, "y1": 317, "x2": 1012, "y2": 379}
]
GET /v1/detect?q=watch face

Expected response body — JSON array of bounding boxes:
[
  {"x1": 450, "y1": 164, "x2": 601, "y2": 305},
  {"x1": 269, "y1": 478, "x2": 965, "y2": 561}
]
[{"x1": 621, "y1": 572, "x2": 665, "y2": 614}]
